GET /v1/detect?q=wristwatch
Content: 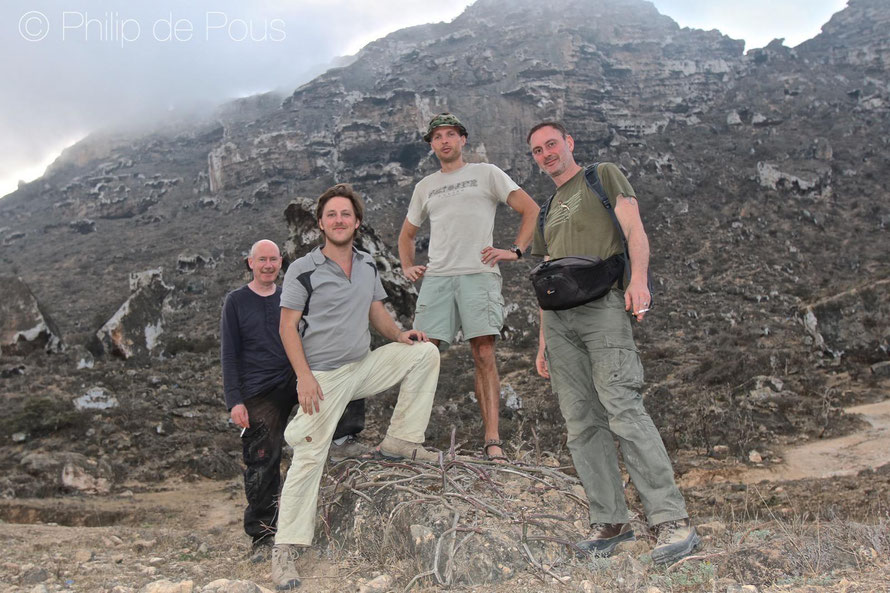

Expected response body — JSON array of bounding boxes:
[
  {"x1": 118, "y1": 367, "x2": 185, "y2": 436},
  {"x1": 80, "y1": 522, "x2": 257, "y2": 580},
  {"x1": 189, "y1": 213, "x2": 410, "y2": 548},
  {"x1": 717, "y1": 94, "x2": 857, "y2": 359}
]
[{"x1": 510, "y1": 244, "x2": 523, "y2": 259}]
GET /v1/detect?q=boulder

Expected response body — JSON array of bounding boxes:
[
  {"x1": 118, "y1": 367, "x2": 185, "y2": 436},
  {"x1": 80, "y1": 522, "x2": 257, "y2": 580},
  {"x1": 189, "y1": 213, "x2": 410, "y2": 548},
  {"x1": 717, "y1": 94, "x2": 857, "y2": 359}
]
[
  {"x1": 176, "y1": 252, "x2": 216, "y2": 274},
  {"x1": 69, "y1": 218, "x2": 96, "y2": 233},
  {"x1": 21, "y1": 451, "x2": 115, "y2": 494},
  {"x1": 756, "y1": 161, "x2": 831, "y2": 195},
  {"x1": 200, "y1": 581, "x2": 271, "y2": 593},
  {"x1": 0, "y1": 276, "x2": 63, "y2": 356},
  {"x1": 139, "y1": 581, "x2": 194, "y2": 593},
  {"x1": 73, "y1": 386, "x2": 119, "y2": 411},
  {"x1": 871, "y1": 361, "x2": 890, "y2": 378},
  {"x1": 92, "y1": 270, "x2": 173, "y2": 360}
]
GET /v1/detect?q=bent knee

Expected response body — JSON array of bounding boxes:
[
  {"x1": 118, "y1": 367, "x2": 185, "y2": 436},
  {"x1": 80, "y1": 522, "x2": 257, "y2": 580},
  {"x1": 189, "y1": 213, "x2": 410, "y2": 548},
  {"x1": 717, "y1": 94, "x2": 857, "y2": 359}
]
[{"x1": 416, "y1": 340, "x2": 440, "y2": 364}]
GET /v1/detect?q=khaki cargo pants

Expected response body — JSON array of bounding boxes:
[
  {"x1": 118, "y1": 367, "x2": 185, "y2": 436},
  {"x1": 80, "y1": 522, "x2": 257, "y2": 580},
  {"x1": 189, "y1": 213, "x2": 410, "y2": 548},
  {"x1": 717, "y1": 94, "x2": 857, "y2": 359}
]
[{"x1": 275, "y1": 341, "x2": 440, "y2": 545}]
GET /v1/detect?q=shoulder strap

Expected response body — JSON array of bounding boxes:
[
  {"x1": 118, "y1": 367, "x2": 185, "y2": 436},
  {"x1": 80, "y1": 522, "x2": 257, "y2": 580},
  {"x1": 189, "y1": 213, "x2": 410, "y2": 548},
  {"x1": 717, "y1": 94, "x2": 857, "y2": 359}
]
[{"x1": 583, "y1": 163, "x2": 630, "y2": 289}]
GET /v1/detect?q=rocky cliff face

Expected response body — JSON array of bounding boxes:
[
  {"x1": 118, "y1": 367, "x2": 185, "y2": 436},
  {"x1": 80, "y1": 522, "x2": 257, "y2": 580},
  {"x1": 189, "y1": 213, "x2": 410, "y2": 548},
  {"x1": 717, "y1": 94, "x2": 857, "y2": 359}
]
[{"x1": 0, "y1": 0, "x2": 888, "y2": 494}]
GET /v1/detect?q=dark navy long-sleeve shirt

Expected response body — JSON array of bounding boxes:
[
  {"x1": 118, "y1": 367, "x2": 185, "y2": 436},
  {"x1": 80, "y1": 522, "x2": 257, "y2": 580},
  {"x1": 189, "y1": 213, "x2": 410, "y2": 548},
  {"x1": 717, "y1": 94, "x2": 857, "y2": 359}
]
[{"x1": 220, "y1": 285, "x2": 294, "y2": 410}]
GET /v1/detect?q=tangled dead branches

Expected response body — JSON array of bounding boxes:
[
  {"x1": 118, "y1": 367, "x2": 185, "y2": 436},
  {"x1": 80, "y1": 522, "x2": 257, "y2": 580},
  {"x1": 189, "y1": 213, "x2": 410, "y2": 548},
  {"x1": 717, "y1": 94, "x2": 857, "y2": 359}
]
[{"x1": 317, "y1": 444, "x2": 591, "y2": 589}]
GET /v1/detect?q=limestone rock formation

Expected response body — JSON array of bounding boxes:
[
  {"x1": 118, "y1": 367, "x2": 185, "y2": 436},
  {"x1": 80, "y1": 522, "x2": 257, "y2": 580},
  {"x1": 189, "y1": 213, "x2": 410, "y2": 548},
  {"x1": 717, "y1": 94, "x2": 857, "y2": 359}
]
[
  {"x1": 92, "y1": 270, "x2": 173, "y2": 360},
  {"x1": 0, "y1": 276, "x2": 63, "y2": 355},
  {"x1": 20, "y1": 451, "x2": 115, "y2": 494}
]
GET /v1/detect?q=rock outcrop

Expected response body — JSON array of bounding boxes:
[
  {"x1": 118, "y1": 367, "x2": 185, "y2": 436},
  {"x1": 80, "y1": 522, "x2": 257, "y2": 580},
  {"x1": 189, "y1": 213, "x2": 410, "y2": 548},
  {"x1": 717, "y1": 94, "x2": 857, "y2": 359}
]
[
  {"x1": 20, "y1": 452, "x2": 116, "y2": 494},
  {"x1": 0, "y1": 276, "x2": 63, "y2": 355},
  {"x1": 91, "y1": 270, "x2": 173, "y2": 360}
]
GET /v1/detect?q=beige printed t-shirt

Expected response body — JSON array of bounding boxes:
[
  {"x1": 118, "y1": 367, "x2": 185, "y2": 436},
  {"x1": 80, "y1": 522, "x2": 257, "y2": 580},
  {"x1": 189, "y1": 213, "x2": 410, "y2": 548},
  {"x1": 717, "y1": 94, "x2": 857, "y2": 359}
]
[
  {"x1": 531, "y1": 163, "x2": 635, "y2": 260},
  {"x1": 407, "y1": 163, "x2": 519, "y2": 276}
]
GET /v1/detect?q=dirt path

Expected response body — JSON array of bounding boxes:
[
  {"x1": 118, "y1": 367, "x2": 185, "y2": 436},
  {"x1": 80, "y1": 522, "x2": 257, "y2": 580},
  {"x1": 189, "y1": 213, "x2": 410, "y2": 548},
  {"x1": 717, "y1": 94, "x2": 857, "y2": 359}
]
[{"x1": 741, "y1": 398, "x2": 890, "y2": 482}]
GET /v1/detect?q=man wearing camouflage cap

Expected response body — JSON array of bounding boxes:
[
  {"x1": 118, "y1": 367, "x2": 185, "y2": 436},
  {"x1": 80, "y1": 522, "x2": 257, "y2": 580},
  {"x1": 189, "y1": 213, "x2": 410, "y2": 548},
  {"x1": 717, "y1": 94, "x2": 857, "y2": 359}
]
[{"x1": 398, "y1": 112, "x2": 539, "y2": 462}]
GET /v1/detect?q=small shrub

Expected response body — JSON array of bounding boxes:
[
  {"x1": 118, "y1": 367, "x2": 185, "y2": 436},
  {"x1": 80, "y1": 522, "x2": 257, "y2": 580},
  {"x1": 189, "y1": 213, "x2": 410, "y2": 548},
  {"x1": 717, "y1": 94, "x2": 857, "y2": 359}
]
[{"x1": 7, "y1": 395, "x2": 84, "y2": 437}]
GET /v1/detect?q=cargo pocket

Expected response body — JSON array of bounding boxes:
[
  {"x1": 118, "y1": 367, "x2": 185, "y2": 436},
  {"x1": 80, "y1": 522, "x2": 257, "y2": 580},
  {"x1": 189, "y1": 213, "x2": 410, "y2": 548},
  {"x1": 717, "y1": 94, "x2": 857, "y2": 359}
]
[
  {"x1": 242, "y1": 422, "x2": 270, "y2": 467},
  {"x1": 606, "y1": 339, "x2": 644, "y2": 391}
]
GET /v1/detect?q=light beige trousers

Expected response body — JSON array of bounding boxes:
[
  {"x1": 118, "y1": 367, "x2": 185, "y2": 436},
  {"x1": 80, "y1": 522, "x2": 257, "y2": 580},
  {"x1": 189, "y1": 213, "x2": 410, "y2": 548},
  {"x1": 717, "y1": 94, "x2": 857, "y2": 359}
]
[{"x1": 275, "y1": 341, "x2": 440, "y2": 545}]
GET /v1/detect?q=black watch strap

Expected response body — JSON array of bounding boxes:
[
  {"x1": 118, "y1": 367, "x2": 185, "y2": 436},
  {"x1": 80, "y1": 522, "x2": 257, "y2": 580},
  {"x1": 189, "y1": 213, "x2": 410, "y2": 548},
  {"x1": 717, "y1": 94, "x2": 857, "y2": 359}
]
[{"x1": 510, "y1": 244, "x2": 523, "y2": 259}]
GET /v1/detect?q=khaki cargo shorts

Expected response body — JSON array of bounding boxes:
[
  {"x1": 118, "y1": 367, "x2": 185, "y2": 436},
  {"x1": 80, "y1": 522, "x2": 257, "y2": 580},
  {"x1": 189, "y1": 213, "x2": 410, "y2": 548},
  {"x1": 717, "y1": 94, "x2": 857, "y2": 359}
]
[{"x1": 413, "y1": 272, "x2": 504, "y2": 345}]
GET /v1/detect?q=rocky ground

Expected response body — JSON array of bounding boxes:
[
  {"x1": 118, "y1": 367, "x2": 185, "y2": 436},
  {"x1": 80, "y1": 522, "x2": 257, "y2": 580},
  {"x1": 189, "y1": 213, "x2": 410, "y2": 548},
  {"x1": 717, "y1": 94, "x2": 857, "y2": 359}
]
[
  {"x1": 0, "y1": 476, "x2": 887, "y2": 593},
  {"x1": 1, "y1": 397, "x2": 888, "y2": 593}
]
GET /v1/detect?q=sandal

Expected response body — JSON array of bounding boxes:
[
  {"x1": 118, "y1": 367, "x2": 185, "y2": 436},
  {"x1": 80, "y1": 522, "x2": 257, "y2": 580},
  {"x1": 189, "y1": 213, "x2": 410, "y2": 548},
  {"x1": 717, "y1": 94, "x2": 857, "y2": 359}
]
[{"x1": 482, "y1": 439, "x2": 509, "y2": 463}]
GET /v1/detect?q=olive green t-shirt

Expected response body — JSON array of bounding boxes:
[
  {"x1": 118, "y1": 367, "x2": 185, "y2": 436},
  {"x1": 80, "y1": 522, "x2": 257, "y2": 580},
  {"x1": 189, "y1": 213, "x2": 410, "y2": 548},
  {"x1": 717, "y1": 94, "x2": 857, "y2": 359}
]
[{"x1": 530, "y1": 163, "x2": 635, "y2": 260}]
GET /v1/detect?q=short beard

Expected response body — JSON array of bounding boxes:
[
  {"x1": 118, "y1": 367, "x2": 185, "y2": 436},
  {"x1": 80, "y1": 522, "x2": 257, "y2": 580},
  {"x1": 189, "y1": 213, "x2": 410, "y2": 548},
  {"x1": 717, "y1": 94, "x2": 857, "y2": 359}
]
[{"x1": 323, "y1": 229, "x2": 356, "y2": 247}]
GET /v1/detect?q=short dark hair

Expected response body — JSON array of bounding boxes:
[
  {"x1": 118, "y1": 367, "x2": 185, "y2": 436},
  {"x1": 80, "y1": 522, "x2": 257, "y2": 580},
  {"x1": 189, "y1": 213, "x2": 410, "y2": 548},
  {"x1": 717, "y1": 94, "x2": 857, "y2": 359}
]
[
  {"x1": 526, "y1": 121, "x2": 568, "y2": 144},
  {"x1": 315, "y1": 183, "x2": 365, "y2": 224}
]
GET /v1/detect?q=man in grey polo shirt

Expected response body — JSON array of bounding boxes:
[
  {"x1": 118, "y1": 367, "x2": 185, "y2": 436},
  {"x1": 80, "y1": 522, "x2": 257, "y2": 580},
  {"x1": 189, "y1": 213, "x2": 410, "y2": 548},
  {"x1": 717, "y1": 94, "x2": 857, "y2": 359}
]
[
  {"x1": 270, "y1": 183, "x2": 441, "y2": 590},
  {"x1": 398, "y1": 113, "x2": 539, "y2": 462}
]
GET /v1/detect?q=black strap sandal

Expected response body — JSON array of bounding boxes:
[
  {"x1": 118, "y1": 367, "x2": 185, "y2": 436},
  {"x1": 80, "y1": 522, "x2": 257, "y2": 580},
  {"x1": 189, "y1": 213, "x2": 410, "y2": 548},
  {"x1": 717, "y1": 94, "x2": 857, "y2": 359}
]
[{"x1": 483, "y1": 439, "x2": 509, "y2": 463}]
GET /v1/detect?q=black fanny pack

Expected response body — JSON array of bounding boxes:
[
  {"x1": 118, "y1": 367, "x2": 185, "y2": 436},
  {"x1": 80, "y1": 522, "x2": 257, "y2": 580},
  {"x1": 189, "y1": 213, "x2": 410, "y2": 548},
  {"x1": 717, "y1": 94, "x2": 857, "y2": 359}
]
[{"x1": 529, "y1": 254, "x2": 625, "y2": 311}]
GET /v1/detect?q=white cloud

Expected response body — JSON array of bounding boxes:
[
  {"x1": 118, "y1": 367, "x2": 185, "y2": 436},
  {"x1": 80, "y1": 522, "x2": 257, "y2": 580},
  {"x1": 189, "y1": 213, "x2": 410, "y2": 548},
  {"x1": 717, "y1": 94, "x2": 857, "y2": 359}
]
[
  {"x1": 0, "y1": 0, "x2": 853, "y2": 198},
  {"x1": 651, "y1": 0, "x2": 849, "y2": 50}
]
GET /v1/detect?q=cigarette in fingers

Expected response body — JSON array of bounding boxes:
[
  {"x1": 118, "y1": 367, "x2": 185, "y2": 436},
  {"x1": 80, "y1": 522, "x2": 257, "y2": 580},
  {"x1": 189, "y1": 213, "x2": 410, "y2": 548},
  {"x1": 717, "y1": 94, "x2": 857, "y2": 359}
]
[
  {"x1": 240, "y1": 426, "x2": 247, "y2": 437},
  {"x1": 636, "y1": 308, "x2": 650, "y2": 314}
]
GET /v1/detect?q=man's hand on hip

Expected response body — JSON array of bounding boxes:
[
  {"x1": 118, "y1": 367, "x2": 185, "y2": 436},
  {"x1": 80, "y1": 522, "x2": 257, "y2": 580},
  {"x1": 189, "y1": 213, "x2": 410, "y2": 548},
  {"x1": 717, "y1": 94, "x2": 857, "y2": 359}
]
[{"x1": 480, "y1": 246, "x2": 518, "y2": 266}]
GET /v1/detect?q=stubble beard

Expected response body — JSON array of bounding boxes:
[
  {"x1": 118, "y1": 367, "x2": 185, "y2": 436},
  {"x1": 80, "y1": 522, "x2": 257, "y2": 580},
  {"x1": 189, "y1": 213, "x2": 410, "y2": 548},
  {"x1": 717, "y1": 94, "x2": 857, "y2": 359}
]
[
  {"x1": 436, "y1": 145, "x2": 462, "y2": 166},
  {"x1": 324, "y1": 229, "x2": 355, "y2": 248}
]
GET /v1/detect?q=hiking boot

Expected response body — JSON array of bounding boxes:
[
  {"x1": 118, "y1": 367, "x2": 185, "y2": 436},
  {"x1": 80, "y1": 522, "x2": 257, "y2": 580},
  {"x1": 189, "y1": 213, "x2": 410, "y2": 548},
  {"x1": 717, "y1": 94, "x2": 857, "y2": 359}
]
[
  {"x1": 651, "y1": 519, "x2": 701, "y2": 565},
  {"x1": 378, "y1": 435, "x2": 441, "y2": 463},
  {"x1": 249, "y1": 535, "x2": 273, "y2": 564},
  {"x1": 328, "y1": 434, "x2": 370, "y2": 463},
  {"x1": 576, "y1": 522, "x2": 635, "y2": 557},
  {"x1": 271, "y1": 544, "x2": 301, "y2": 590}
]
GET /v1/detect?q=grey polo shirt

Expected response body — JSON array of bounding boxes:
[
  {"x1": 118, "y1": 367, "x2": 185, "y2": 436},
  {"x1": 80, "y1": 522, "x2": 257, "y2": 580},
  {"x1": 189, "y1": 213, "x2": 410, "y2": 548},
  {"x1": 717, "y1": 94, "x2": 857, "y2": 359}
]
[{"x1": 280, "y1": 246, "x2": 387, "y2": 371}]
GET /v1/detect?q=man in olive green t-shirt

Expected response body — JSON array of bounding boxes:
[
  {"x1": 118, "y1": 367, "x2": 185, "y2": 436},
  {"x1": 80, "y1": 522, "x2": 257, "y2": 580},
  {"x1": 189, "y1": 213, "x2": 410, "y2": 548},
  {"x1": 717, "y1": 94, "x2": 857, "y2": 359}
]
[{"x1": 527, "y1": 122, "x2": 699, "y2": 565}]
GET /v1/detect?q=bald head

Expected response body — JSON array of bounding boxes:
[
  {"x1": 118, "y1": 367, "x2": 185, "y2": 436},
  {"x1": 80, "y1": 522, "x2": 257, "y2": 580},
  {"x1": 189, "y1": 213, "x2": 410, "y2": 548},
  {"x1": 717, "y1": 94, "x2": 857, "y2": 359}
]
[
  {"x1": 247, "y1": 239, "x2": 282, "y2": 290},
  {"x1": 249, "y1": 239, "x2": 280, "y2": 258}
]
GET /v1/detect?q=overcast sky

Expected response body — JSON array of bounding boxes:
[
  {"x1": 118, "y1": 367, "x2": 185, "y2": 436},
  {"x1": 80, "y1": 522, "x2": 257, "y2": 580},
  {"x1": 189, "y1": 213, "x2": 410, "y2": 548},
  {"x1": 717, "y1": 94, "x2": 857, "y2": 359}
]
[{"x1": 1, "y1": 0, "x2": 848, "y2": 199}]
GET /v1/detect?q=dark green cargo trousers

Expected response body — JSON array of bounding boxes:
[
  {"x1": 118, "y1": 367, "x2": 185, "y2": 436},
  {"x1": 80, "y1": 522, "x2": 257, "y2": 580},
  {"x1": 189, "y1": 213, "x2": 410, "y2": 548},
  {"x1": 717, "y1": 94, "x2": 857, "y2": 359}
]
[{"x1": 543, "y1": 290, "x2": 688, "y2": 526}]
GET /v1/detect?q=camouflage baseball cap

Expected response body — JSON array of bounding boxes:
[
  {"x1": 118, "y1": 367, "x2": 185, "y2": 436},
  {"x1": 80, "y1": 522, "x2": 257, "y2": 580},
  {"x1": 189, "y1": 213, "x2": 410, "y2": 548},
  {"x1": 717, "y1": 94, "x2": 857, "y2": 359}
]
[{"x1": 423, "y1": 112, "x2": 469, "y2": 143}]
